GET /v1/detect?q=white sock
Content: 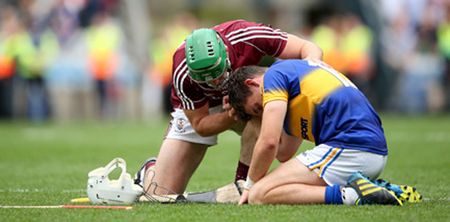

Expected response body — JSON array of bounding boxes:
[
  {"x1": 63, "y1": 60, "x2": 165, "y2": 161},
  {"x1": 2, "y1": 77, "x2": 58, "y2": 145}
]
[{"x1": 341, "y1": 187, "x2": 359, "y2": 205}]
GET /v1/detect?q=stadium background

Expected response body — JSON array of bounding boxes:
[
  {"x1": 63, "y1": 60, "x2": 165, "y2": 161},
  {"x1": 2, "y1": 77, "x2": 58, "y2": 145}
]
[
  {"x1": 0, "y1": 1, "x2": 449, "y2": 221},
  {"x1": 0, "y1": 0, "x2": 449, "y2": 122}
]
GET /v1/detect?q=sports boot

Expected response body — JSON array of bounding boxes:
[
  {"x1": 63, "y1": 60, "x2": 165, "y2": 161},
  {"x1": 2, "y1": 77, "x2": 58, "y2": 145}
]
[
  {"x1": 373, "y1": 178, "x2": 422, "y2": 203},
  {"x1": 347, "y1": 172, "x2": 403, "y2": 206}
]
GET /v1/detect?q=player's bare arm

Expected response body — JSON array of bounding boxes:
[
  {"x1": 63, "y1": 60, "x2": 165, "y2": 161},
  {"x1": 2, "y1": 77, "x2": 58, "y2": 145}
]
[
  {"x1": 184, "y1": 103, "x2": 237, "y2": 137},
  {"x1": 278, "y1": 34, "x2": 323, "y2": 61},
  {"x1": 239, "y1": 100, "x2": 287, "y2": 204},
  {"x1": 247, "y1": 100, "x2": 288, "y2": 183}
]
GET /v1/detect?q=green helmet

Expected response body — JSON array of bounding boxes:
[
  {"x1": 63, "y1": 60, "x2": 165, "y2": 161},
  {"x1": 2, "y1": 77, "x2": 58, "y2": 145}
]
[{"x1": 185, "y1": 28, "x2": 229, "y2": 83}]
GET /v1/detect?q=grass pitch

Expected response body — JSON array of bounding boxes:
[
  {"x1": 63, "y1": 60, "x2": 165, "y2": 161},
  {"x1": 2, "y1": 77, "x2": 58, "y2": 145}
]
[{"x1": 0, "y1": 115, "x2": 449, "y2": 221}]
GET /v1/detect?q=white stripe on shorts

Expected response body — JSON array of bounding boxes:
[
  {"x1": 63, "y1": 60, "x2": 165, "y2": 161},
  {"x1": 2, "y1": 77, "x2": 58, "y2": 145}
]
[{"x1": 297, "y1": 144, "x2": 387, "y2": 185}]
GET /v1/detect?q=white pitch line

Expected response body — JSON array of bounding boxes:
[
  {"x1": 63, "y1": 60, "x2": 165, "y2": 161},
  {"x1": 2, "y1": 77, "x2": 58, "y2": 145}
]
[
  {"x1": 387, "y1": 131, "x2": 450, "y2": 142},
  {"x1": 0, "y1": 189, "x2": 85, "y2": 193},
  {"x1": 422, "y1": 197, "x2": 450, "y2": 202},
  {"x1": 0, "y1": 205, "x2": 133, "y2": 210},
  {"x1": 0, "y1": 205, "x2": 63, "y2": 209}
]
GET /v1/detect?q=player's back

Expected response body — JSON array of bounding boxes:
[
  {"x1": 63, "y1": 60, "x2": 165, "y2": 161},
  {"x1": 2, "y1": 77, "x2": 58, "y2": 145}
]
[{"x1": 263, "y1": 60, "x2": 387, "y2": 155}]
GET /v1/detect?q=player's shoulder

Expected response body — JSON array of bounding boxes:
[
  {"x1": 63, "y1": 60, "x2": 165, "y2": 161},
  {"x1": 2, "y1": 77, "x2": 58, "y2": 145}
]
[
  {"x1": 213, "y1": 19, "x2": 272, "y2": 34},
  {"x1": 267, "y1": 59, "x2": 317, "y2": 77},
  {"x1": 172, "y1": 44, "x2": 186, "y2": 66},
  {"x1": 269, "y1": 59, "x2": 309, "y2": 70},
  {"x1": 213, "y1": 19, "x2": 259, "y2": 29},
  {"x1": 264, "y1": 60, "x2": 296, "y2": 81}
]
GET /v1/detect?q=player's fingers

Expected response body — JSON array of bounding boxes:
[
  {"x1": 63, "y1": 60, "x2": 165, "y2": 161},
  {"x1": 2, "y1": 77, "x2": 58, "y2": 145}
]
[
  {"x1": 228, "y1": 108, "x2": 236, "y2": 117},
  {"x1": 222, "y1": 95, "x2": 230, "y2": 108},
  {"x1": 229, "y1": 109, "x2": 241, "y2": 122},
  {"x1": 223, "y1": 95, "x2": 229, "y2": 104},
  {"x1": 238, "y1": 191, "x2": 249, "y2": 205},
  {"x1": 238, "y1": 198, "x2": 248, "y2": 205},
  {"x1": 223, "y1": 103, "x2": 231, "y2": 111}
]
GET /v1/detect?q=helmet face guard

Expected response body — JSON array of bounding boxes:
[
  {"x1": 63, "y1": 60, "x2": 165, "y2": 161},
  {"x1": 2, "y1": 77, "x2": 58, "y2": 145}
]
[
  {"x1": 87, "y1": 158, "x2": 142, "y2": 204},
  {"x1": 185, "y1": 28, "x2": 229, "y2": 86}
]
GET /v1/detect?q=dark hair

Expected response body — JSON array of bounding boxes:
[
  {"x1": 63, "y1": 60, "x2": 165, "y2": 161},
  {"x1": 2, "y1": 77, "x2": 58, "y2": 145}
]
[{"x1": 227, "y1": 66, "x2": 266, "y2": 121}]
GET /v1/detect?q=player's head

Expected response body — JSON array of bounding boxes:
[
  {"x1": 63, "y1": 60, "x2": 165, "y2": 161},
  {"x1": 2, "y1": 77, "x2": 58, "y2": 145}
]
[
  {"x1": 185, "y1": 28, "x2": 230, "y2": 88},
  {"x1": 227, "y1": 66, "x2": 267, "y2": 120}
]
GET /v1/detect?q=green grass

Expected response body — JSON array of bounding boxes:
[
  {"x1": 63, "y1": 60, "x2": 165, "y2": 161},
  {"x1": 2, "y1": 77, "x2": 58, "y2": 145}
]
[{"x1": 0, "y1": 115, "x2": 449, "y2": 221}]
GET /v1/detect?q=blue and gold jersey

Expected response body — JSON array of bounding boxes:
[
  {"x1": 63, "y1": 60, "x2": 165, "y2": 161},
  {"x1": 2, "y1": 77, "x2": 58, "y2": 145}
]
[{"x1": 263, "y1": 60, "x2": 387, "y2": 155}]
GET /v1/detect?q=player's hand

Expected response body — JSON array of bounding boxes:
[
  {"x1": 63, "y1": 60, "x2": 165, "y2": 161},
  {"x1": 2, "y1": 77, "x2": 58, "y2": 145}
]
[
  {"x1": 223, "y1": 95, "x2": 239, "y2": 121},
  {"x1": 238, "y1": 189, "x2": 249, "y2": 205},
  {"x1": 222, "y1": 95, "x2": 231, "y2": 111}
]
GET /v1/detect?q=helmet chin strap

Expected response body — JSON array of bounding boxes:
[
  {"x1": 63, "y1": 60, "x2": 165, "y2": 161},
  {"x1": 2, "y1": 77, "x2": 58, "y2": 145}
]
[
  {"x1": 192, "y1": 58, "x2": 231, "y2": 89},
  {"x1": 206, "y1": 70, "x2": 230, "y2": 90},
  {"x1": 207, "y1": 58, "x2": 231, "y2": 89}
]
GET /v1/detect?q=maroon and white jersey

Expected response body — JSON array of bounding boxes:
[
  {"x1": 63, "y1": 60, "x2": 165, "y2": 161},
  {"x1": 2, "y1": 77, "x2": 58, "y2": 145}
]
[{"x1": 171, "y1": 20, "x2": 288, "y2": 110}]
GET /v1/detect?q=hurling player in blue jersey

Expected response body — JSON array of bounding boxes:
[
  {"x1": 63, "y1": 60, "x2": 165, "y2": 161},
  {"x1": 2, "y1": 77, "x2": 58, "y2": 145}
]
[{"x1": 227, "y1": 60, "x2": 421, "y2": 206}]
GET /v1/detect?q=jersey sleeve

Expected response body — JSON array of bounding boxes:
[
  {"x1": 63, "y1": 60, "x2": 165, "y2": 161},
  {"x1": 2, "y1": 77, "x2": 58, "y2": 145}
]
[
  {"x1": 227, "y1": 20, "x2": 288, "y2": 57},
  {"x1": 171, "y1": 48, "x2": 207, "y2": 110},
  {"x1": 262, "y1": 69, "x2": 289, "y2": 106}
]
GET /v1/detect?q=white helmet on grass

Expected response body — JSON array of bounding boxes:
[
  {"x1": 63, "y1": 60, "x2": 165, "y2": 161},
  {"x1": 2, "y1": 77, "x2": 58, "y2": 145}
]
[{"x1": 87, "y1": 158, "x2": 142, "y2": 204}]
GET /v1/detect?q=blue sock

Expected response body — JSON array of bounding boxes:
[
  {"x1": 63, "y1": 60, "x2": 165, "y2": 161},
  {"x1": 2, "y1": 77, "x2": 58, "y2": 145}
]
[{"x1": 325, "y1": 185, "x2": 343, "y2": 204}]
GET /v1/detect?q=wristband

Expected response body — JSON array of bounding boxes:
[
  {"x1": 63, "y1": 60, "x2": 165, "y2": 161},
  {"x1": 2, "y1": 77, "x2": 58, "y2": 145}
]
[{"x1": 244, "y1": 176, "x2": 255, "y2": 190}]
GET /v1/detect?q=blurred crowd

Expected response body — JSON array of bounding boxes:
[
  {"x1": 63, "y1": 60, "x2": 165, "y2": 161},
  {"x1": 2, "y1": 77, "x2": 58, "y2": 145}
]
[
  {"x1": 0, "y1": 0, "x2": 135, "y2": 122},
  {"x1": 379, "y1": 0, "x2": 449, "y2": 114},
  {"x1": 0, "y1": 0, "x2": 449, "y2": 123},
  {"x1": 304, "y1": 0, "x2": 449, "y2": 114}
]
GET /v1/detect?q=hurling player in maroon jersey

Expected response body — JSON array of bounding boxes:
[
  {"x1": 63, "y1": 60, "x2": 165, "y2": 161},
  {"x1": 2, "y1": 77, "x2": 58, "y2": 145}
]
[{"x1": 135, "y1": 20, "x2": 323, "y2": 202}]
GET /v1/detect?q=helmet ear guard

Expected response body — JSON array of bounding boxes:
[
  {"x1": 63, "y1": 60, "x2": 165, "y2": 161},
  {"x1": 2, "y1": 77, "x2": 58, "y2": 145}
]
[
  {"x1": 185, "y1": 28, "x2": 229, "y2": 83},
  {"x1": 87, "y1": 158, "x2": 143, "y2": 204}
]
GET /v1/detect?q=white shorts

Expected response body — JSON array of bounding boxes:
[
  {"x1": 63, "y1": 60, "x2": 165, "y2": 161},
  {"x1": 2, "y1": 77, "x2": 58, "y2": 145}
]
[
  {"x1": 296, "y1": 144, "x2": 387, "y2": 186},
  {"x1": 165, "y1": 107, "x2": 223, "y2": 146}
]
